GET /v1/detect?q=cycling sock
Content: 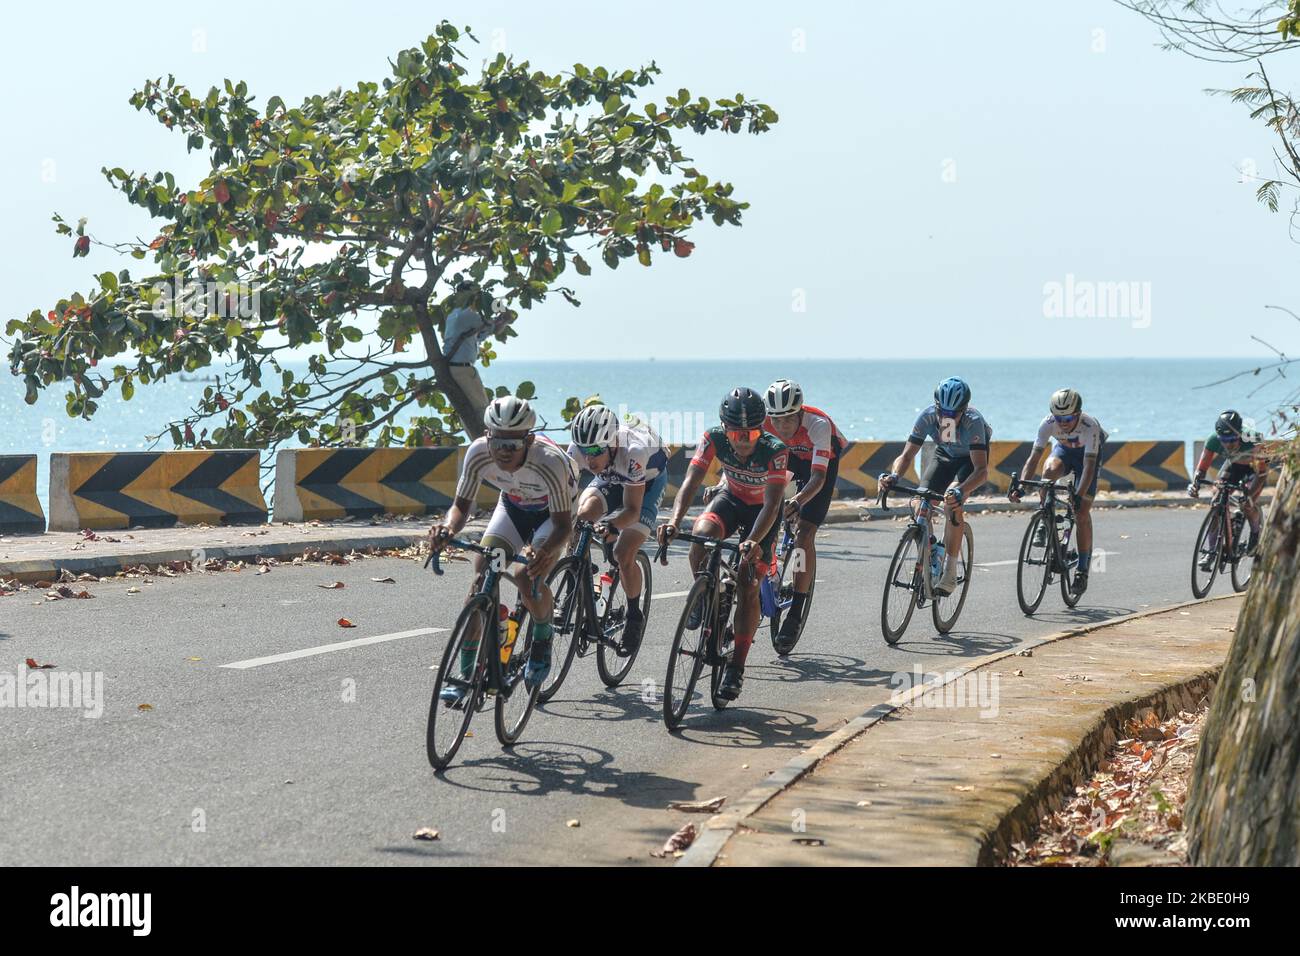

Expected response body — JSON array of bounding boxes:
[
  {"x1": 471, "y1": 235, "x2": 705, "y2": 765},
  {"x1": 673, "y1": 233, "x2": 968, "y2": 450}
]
[
  {"x1": 626, "y1": 596, "x2": 643, "y2": 619},
  {"x1": 789, "y1": 592, "x2": 807, "y2": 617},
  {"x1": 531, "y1": 619, "x2": 553, "y2": 644},
  {"x1": 1078, "y1": 551, "x2": 1091, "y2": 573},
  {"x1": 733, "y1": 630, "x2": 755, "y2": 666},
  {"x1": 1249, "y1": 512, "x2": 1262, "y2": 534}
]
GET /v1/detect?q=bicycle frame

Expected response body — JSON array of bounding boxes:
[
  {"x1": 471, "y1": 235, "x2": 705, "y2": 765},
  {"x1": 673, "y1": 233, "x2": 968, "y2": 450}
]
[
  {"x1": 563, "y1": 520, "x2": 629, "y2": 652},
  {"x1": 1012, "y1": 473, "x2": 1077, "y2": 567},
  {"x1": 657, "y1": 530, "x2": 743, "y2": 667},
  {"x1": 878, "y1": 482, "x2": 953, "y2": 603},
  {"x1": 427, "y1": 541, "x2": 536, "y2": 700}
]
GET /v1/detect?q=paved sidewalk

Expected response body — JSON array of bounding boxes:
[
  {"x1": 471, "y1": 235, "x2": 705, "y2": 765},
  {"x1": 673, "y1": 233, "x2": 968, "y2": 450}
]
[
  {"x1": 0, "y1": 517, "x2": 435, "y2": 583},
  {"x1": 686, "y1": 596, "x2": 1242, "y2": 867}
]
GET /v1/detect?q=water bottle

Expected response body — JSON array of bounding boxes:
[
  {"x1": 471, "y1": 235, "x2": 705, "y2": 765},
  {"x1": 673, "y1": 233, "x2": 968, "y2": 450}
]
[
  {"x1": 498, "y1": 604, "x2": 518, "y2": 665},
  {"x1": 930, "y1": 538, "x2": 945, "y2": 584},
  {"x1": 1231, "y1": 512, "x2": 1245, "y2": 554},
  {"x1": 595, "y1": 572, "x2": 612, "y2": 617}
]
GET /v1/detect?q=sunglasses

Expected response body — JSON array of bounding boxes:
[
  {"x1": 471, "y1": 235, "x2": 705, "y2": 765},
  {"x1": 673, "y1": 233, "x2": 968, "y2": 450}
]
[
  {"x1": 938, "y1": 408, "x2": 962, "y2": 419},
  {"x1": 726, "y1": 428, "x2": 762, "y2": 442},
  {"x1": 1053, "y1": 414, "x2": 1079, "y2": 424},
  {"x1": 488, "y1": 437, "x2": 527, "y2": 453},
  {"x1": 578, "y1": 444, "x2": 607, "y2": 457}
]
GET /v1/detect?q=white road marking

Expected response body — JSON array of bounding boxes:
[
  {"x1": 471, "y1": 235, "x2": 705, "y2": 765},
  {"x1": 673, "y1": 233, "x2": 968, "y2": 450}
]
[
  {"x1": 220, "y1": 628, "x2": 446, "y2": 670},
  {"x1": 976, "y1": 552, "x2": 1118, "y2": 569}
]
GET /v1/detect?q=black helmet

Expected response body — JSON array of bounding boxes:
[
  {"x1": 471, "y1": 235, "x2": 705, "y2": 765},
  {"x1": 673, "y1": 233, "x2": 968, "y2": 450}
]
[
  {"x1": 1215, "y1": 410, "x2": 1244, "y2": 439},
  {"x1": 720, "y1": 387, "x2": 766, "y2": 429}
]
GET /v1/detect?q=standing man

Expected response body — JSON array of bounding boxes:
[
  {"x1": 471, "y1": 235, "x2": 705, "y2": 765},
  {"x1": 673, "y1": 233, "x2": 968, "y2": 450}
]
[{"x1": 443, "y1": 280, "x2": 512, "y2": 430}]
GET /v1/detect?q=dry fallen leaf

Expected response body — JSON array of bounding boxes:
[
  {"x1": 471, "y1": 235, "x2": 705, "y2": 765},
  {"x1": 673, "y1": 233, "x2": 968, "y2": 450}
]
[
  {"x1": 954, "y1": 785, "x2": 975, "y2": 792},
  {"x1": 317, "y1": 582, "x2": 345, "y2": 590},
  {"x1": 256, "y1": 565, "x2": 271, "y2": 575},
  {"x1": 792, "y1": 837, "x2": 825, "y2": 846},
  {"x1": 667, "y1": 796, "x2": 726, "y2": 813},
  {"x1": 371, "y1": 577, "x2": 397, "y2": 584},
  {"x1": 566, "y1": 819, "x2": 581, "y2": 828},
  {"x1": 137, "y1": 703, "x2": 154, "y2": 711},
  {"x1": 127, "y1": 586, "x2": 141, "y2": 594},
  {"x1": 412, "y1": 827, "x2": 440, "y2": 841},
  {"x1": 25, "y1": 658, "x2": 55, "y2": 669},
  {"x1": 856, "y1": 800, "x2": 872, "y2": 807},
  {"x1": 651, "y1": 822, "x2": 698, "y2": 857},
  {"x1": 337, "y1": 618, "x2": 357, "y2": 628}
]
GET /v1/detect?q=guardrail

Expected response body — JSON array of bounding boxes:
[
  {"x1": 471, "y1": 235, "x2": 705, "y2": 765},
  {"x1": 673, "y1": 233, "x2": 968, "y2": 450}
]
[{"x1": 1, "y1": 439, "x2": 1264, "y2": 534}]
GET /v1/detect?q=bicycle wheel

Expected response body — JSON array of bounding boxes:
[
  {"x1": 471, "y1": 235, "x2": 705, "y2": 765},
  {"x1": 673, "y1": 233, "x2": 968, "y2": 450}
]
[
  {"x1": 1016, "y1": 512, "x2": 1052, "y2": 616},
  {"x1": 1230, "y1": 513, "x2": 1255, "y2": 593},
  {"x1": 767, "y1": 532, "x2": 794, "y2": 652},
  {"x1": 427, "y1": 597, "x2": 490, "y2": 770},
  {"x1": 494, "y1": 604, "x2": 541, "y2": 746},
  {"x1": 663, "y1": 576, "x2": 713, "y2": 731},
  {"x1": 881, "y1": 527, "x2": 923, "y2": 645},
  {"x1": 932, "y1": 521, "x2": 974, "y2": 634},
  {"x1": 1190, "y1": 508, "x2": 1222, "y2": 599},
  {"x1": 1057, "y1": 513, "x2": 1081, "y2": 609},
  {"x1": 597, "y1": 550, "x2": 653, "y2": 688},
  {"x1": 536, "y1": 556, "x2": 581, "y2": 704}
]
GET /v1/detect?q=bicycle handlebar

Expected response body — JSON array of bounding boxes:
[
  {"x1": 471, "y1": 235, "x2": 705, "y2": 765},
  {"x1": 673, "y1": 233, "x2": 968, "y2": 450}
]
[{"x1": 425, "y1": 537, "x2": 539, "y2": 597}]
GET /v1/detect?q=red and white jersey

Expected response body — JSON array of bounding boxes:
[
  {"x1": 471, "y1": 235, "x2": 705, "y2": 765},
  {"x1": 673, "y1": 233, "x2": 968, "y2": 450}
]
[{"x1": 764, "y1": 405, "x2": 845, "y2": 471}]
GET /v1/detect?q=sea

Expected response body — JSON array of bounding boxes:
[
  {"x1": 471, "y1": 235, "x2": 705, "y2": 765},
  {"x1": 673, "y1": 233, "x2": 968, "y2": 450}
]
[{"x1": 3, "y1": 357, "x2": 1293, "y2": 516}]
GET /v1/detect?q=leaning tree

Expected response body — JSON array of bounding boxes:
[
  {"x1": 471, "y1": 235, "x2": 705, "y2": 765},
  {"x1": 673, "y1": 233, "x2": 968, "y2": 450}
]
[
  {"x1": 1122, "y1": 0, "x2": 1300, "y2": 864},
  {"x1": 5, "y1": 21, "x2": 777, "y2": 450}
]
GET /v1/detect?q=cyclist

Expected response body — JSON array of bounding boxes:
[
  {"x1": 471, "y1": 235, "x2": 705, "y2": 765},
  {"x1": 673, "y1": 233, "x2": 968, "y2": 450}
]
[
  {"x1": 427, "y1": 396, "x2": 578, "y2": 704},
  {"x1": 1188, "y1": 410, "x2": 1269, "y2": 567},
  {"x1": 1009, "y1": 388, "x2": 1107, "y2": 597},
  {"x1": 657, "y1": 387, "x2": 788, "y2": 702},
  {"x1": 566, "y1": 404, "x2": 669, "y2": 656},
  {"x1": 879, "y1": 376, "x2": 991, "y2": 596},
  {"x1": 762, "y1": 379, "x2": 846, "y2": 653}
]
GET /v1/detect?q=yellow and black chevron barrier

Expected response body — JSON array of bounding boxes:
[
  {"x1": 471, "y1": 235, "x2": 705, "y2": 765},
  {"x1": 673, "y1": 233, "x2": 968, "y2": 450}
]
[
  {"x1": 0, "y1": 455, "x2": 45, "y2": 534},
  {"x1": 49, "y1": 451, "x2": 267, "y2": 532},
  {"x1": 1097, "y1": 441, "x2": 1188, "y2": 491},
  {"x1": 274, "y1": 448, "x2": 460, "y2": 521},
  {"x1": 834, "y1": 441, "x2": 918, "y2": 498},
  {"x1": 982, "y1": 441, "x2": 1037, "y2": 492}
]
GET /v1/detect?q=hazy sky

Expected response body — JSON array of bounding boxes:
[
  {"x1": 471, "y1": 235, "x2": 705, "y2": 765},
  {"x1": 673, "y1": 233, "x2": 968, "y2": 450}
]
[{"x1": 3, "y1": 0, "x2": 1298, "y2": 361}]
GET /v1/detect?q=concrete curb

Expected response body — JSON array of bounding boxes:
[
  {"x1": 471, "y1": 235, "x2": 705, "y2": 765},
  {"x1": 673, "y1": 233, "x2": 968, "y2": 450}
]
[{"x1": 676, "y1": 592, "x2": 1242, "y2": 868}]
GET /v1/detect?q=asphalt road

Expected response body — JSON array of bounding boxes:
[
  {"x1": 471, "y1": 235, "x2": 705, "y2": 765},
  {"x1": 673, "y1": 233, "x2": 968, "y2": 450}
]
[{"x1": 0, "y1": 504, "x2": 1236, "y2": 865}]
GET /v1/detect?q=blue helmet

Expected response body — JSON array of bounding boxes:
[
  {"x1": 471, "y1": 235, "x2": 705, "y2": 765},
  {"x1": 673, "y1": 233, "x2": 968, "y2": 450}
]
[{"x1": 934, "y1": 377, "x2": 971, "y2": 415}]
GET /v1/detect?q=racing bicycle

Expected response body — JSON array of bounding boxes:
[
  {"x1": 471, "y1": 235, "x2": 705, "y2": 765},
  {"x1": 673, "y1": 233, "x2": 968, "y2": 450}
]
[
  {"x1": 1191, "y1": 476, "x2": 1256, "y2": 598},
  {"x1": 877, "y1": 481, "x2": 974, "y2": 643},
  {"x1": 1009, "y1": 471, "x2": 1081, "y2": 614},
  {"x1": 426, "y1": 539, "x2": 543, "y2": 771}
]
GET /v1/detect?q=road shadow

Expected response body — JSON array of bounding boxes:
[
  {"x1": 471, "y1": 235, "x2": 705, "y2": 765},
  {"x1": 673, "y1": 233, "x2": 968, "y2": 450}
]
[
  {"x1": 1029, "y1": 605, "x2": 1135, "y2": 626},
  {"x1": 432, "y1": 740, "x2": 701, "y2": 809},
  {"x1": 880, "y1": 629, "x2": 1021, "y2": 658},
  {"x1": 745, "y1": 652, "x2": 901, "y2": 691},
  {"x1": 537, "y1": 687, "x2": 664, "y2": 725},
  {"x1": 666, "y1": 702, "x2": 822, "y2": 750}
]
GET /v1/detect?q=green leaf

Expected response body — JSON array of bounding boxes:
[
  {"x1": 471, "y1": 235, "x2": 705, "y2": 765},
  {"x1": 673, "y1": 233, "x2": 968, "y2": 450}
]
[
  {"x1": 225, "y1": 319, "x2": 243, "y2": 339},
  {"x1": 515, "y1": 380, "x2": 536, "y2": 399},
  {"x1": 121, "y1": 377, "x2": 135, "y2": 401},
  {"x1": 573, "y1": 254, "x2": 591, "y2": 276},
  {"x1": 540, "y1": 209, "x2": 562, "y2": 237}
]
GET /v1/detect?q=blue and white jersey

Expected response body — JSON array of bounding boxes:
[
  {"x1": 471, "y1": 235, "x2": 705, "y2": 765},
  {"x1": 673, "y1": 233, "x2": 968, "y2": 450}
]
[
  {"x1": 567, "y1": 422, "x2": 667, "y2": 487},
  {"x1": 1033, "y1": 413, "x2": 1107, "y2": 456},
  {"x1": 909, "y1": 405, "x2": 992, "y2": 459}
]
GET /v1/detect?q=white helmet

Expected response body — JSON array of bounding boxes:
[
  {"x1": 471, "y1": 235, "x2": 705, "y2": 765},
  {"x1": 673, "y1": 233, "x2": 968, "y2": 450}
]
[
  {"x1": 764, "y1": 379, "x2": 804, "y2": 417},
  {"x1": 570, "y1": 404, "x2": 620, "y2": 447},
  {"x1": 1049, "y1": 388, "x2": 1082, "y2": 416},
  {"x1": 483, "y1": 395, "x2": 536, "y2": 433}
]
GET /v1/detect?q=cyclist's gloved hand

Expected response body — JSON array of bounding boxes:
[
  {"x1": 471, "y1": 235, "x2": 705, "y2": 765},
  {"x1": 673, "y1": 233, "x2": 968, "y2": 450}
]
[
  {"x1": 945, "y1": 486, "x2": 965, "y2": 507},
  {"x1": 1007, "y1": 485, "x2": 1022, "y2": 503},
  {"x1": 1187, "y1": 480, "x2": 1201, "y2": 499},
  {"x1": 702, "y1": 484, "x2": 721, "y2": 503},
  {"x1": 782, "y1": 497, "x2": 801, "y2": 522},
  {"x1": 878, "y1": 472, "x2": 898, "y2": 491},
  {"x1": 656, "y1": 522, "x2": 678, "y2": 562},
  {"x1": 593, "y1": 519, "x2": 614, "y2": 541},
  {"x1": 429, "y1": 524, "x2": 453, "y2": 550}
]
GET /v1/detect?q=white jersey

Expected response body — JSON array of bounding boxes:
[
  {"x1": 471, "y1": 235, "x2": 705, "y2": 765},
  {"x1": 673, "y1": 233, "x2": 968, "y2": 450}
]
[
  {"x1": 567, "y1": 422, "x2": 667, "y2": 487},
  {"x1": 456, "y1": 435, "x2": 579, "y2": 513},
  {"x1": 1033, "y1": 413, "x2": 1108, "y2": 456}
]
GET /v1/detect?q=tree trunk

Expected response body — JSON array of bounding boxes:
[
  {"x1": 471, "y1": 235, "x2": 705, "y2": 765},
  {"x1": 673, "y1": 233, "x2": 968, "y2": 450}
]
[{"x1": 1186, "y1": 456, "x2": 1300, "y2": 865}]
